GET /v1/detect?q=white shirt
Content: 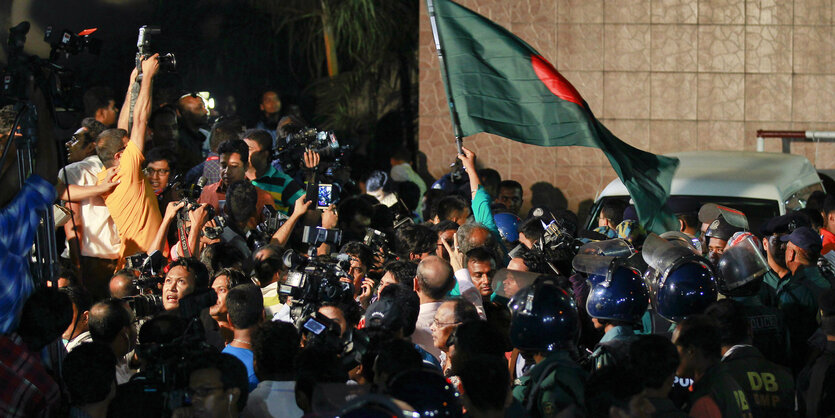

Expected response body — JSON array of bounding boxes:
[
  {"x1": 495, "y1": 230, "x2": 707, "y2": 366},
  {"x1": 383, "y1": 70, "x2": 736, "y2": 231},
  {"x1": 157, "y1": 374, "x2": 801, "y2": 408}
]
[
  {"x1": 242, "y1": 380, "x2": 303, "y2": 418},
  {"x1": 413, "y1": 301, "x2": 444, "y2": 359},
  {"x1": 58, "y1": 155, "x2": 120, "y2": 259}
]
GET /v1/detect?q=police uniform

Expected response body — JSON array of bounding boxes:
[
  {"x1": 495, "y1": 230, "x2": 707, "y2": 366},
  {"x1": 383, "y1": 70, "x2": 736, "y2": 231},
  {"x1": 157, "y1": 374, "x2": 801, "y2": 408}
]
[
  {"x1": 732, "y1": 295, "x2": 790, "y2": 367},
  {"x1": 689, "y1": 363, "x2": 753, "y2": 417},
  {"x1": 512, "y1": 350, "x2": 587, "y2": 417},
  {"x1": 774, "y1": 266, "x2": 829, "y2": 371},
  {"x1": 589, "y1": 325, "x2": 636, "y2": 370},
  {"x1": 721, "y1": 345, "x2": 795, "y2": 417}
]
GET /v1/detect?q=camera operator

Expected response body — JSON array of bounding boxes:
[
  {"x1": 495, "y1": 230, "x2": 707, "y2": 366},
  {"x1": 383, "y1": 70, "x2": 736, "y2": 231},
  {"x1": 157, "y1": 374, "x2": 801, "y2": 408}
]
[
  {"x1": 161, "y1": 258, "x2": 209, "y2": 312},
  {"x1": 209, "y1": 268, "x2": 247, "y2": 344},
  {"x1": 245, "y1": 129, "x2": 307, "y2": 215},
  {"x1": 146, "y1": 199, "x2": 211, "y2": 260},
  {"x1": 94, "y1": 55, "x2": 163, "y2": 268},
  {"x1": 88, "y1": 298, "x2": 138, "y2": 384},
  {"x1": 340, "y1": 241, "x2": 374, "y2": 300}
]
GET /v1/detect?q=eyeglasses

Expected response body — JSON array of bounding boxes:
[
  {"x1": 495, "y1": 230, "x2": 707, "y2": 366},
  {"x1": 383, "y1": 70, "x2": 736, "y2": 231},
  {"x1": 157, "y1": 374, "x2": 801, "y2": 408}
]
[
  {"x1": 432, "y1": 319, "x2": 461, "y2": 328},
  {"x1": 187, "y1": 386, "x2": 224, "y2": 399},
  {"x1": 144, "y1": 168, "x2": 171, "y2": 176}
]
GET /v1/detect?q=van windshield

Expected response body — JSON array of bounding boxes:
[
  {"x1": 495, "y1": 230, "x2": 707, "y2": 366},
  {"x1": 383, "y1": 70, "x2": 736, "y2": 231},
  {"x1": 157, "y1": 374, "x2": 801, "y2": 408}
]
[{"x1": 586, "y1": 195, "x2": 780, "y2": 234}]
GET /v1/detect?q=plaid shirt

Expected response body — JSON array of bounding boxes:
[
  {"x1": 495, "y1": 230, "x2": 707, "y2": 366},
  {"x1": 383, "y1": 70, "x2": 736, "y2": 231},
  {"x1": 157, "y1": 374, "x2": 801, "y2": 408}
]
[
  {"x1": 0, "y1": 175, "x2": 55, "y2": 334},
  {"x1": 0, "y1": 333, "x2": 60, "y2": 417}
]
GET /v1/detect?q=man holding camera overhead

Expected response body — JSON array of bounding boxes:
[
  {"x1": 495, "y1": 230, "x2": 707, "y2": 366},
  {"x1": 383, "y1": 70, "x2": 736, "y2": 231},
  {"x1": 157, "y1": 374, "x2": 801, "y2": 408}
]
[{"x1": 95, "y1": 55, "x2": 162, "y2": 269}]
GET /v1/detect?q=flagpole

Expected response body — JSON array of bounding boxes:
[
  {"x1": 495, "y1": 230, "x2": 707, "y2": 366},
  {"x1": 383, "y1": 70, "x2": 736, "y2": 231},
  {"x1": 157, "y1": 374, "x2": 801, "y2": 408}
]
[{"x1": 426, "y1": 0, "x2": 464, "y2": 155}]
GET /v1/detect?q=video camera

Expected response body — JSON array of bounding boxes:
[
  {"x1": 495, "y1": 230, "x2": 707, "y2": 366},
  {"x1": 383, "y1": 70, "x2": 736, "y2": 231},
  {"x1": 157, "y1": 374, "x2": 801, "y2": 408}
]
[
  {"x1": 123, "y1": 250, "x2": 167, "y2": 317},
  {"x1": 275, "y1": 127, "x2": 351, "y2": 176},
  {"x1": 135, "y1": 25, "x2": 176, "y2": 74},
  {"x1": 279, "y1": 250, "x2": 354, "y2": 321},
  {"x1": 246, "y1": 205, "x2": 289, "y2": 250},
  {"x1": 530, "y1": 216, "x2": 581, "y2": 276},
  {"x1": 299, "y1": 312, "x2": 370, "y2": 373}
]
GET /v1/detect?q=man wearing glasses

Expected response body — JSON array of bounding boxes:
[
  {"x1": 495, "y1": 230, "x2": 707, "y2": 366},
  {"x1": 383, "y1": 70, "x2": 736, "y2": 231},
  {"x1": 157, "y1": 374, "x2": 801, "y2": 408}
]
[
  {"x1": 95, "y1": 55, "x2": 162, "y2": 269},
  {"x1": 57, "y1": 117, "x2": 119, "y2": 300}
]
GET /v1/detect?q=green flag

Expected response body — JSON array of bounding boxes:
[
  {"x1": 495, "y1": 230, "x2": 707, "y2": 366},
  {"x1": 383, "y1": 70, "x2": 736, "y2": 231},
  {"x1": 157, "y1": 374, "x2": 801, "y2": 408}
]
[{"x1": 431, "y1": 0, "x2": 679, "y2": 232}]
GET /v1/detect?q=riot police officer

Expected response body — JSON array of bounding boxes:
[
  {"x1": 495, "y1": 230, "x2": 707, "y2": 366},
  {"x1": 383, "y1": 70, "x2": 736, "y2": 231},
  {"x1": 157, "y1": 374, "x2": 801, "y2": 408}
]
[
  {"x1": 716, "y1": 232, "x2": 790, "y2": 366},
  {"x1": 509, "y1": 278, "x2": 586, "y2": 417},
  {"x1": 705, "y1": 299, "x2": 795, "y2": 417}
]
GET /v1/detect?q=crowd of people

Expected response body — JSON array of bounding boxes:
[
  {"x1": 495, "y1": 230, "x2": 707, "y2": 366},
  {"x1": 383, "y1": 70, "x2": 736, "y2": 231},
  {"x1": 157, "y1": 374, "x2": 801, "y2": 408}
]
[{"x1": 1, "y1": 53, "x2": 835, "y2": 418}]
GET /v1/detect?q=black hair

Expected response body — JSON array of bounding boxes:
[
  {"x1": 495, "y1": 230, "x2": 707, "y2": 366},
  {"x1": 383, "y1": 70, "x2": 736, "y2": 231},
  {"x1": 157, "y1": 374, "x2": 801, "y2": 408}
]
[
  {"x1": 456, "y1": 354, "x2": 509, "y2": 412},
  {"x1": 95, "y1": 128, "x2": 128, "y2": 168},
  {"x1": 294, "y1": 347, "x2": 348, "y2": 412},
  {"x1": 277, "y1": 115, "x2": 306, "y2": 138},
  {"x1": 319, "y1": 300, "x2": 363, "y2": 329},
  {"x1": 397, "y1": 181, "x2": 421, "y2": 213},
  {"x1": 242, "y1": 129, "x2": 273, "y2": 153},
  {"x1": 59, "y1": 286, "x2": 92, "y2": 314},
  {"x1": 518, "y1": 217, "x2": 544, "y2": 242},
  {"x1": 80, "y1": 117, "x2": 106, "y2": 146},
  {"x1": 629, "y1": 334, "x2": 680, "y2": 390},
  {"x1": 251, "y1": 245, "x2": 285, "y2": 286},
  {"x1": 209, "y1": 118, "x2": 243, "y2": 153},
  {"x1": 62, "y1": 342, "x2": 117, "y2": 405},
  {"x1": 499, "y1": 180, "x2": 523, "y2": 194},
  {"x1": 145, "y1": 146, "x2": 177, "y2": 172},
  {"x1": 17, "y1": 288, "x2": 73, "y2": 351},
  {"x1": 337, "y1": 196, "x2": 374, "y2": 228},
  {"x1": 83, "y1": 86, "x2": 114, "y2": 117},
  {"x1": 383, "y1": 260, "x2": 418, "y2": 285},
  {"x1": 601, "y1": 199, "x2": 628, "y2": 226},
  {"x1": 226, "y1": 284, "x2": 264, "y2": 330},
  {"x1": 58, "y1": 266, "x2": 80, "y2": 287},
  {"x1": 585, "y1": 365, "x2": 645, "y2": 417},
  {"x1": 798, "y1": 207, "x2": 824, "y2": 231},
  {"x1": 167, "y1": 258, "x2": 210, "y2": 289},
  {"x1": 677, "y1": 213, "x2": 700, "y2": 230},
  {"x1": 435, "y1": 195, "x2": 469, "y2": 222},
  {"x1": 395, "y1": 224, "x2": 437, "y2": 259},
  {"x1": 217, "y1": 139, "x2": 249, "y2": 166},
  {"x1": 210, "y1": 268, "x2": 247, "y2": 290},
  {"x1": 433, "y1": 220, "x2": 460, "y2": 233},
  {"x1": 226, "y1": 180, "x2": 258, "y2": 224},
  {"x1": 340, "y1": 241, "x2": 374, "y2": 270},
  {"x1": 88, "y1": 298, "x2": 131, "y2": 344},
  {"x1": 465, "y1": 246, "x2": 497, "y2": 266},
  {"x1": 450, "y1": 320, "x2": 506, "y2": 376},
  {"x1": 422, "y1": 189, "x2": 448, "y2": 222},
  {"x1": 379, "y1": 283, "x2": 420, "y2": 337},
  {"x1": 674, "y1": 314, "x2": 722, "y2": 360},
  {"x1": 823, "y1": 193, "x2": 835, "y2": 216},
  {"x1": 807, "y1": 190, "x2": 827, "y2": 212},
  {"x1": 449, "y1": 297, "x2": 480, "y2": 324},
  {"x1": 200, "y1": 242, "x2": 247, "y2": 276},
  {"x1": 149, "y1": 105, "x2": 178, "y2": 128},
  {"x1": 189, "y1": 352, "x2": 250, "y2": 412},
  {"x1": 477, "y1": 168, "x2": 502, "y2": 196},
  {"x1": 704, "y1": 299, "x2": 751, "y2": 347},
  {"x1": 390, "y1": 146, "x2": 412, "y2": 162},
  {"x1": 252, "y1": 321, "x2": 299, "y2": 380},
  {"x1": 375, "y1": 339, "x2": 422, "y2": 385}
]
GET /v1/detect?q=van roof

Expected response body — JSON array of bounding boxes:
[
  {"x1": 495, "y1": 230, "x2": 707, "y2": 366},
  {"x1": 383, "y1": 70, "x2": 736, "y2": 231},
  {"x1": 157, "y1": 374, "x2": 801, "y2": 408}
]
[{"x1": 596, "y1": 151, "x2": 821, "y2": 202}]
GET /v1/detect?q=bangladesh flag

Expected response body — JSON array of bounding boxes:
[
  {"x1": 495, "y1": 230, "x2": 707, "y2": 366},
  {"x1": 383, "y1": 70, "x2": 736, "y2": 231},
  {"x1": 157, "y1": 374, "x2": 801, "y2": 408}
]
[{"x1": 431, "y1": 0, "x2": 679, "y2": 232}]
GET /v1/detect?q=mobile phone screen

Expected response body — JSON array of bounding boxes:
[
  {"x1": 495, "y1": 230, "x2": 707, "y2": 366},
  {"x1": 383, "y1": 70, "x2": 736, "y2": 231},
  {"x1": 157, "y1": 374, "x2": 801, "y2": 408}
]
[{"x1": 317, "y1": 183, "x2": 333, "y2": 209}]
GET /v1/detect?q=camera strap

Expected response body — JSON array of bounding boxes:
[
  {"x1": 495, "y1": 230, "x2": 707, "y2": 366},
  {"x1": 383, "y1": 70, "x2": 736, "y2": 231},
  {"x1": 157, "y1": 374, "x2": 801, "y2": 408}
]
[{"x1": 176, "y1": 217, "x2": 191, "y2": 258}]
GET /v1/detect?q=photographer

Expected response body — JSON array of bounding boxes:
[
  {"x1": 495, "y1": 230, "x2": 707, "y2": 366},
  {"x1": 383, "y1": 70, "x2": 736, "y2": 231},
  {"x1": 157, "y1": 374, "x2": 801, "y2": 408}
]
[
  {"x1": 95, "y1": 55, "x2": 163, "y2": 268},
  {"x1": 246, "y1": 128, "x2": 314, "y2": 215},
  {"x1": 197, "y1": 139, "x2": 275, "y2": 220},
  {"x1": 147, "y1": 199, "x2": 212, "y2": 260}
]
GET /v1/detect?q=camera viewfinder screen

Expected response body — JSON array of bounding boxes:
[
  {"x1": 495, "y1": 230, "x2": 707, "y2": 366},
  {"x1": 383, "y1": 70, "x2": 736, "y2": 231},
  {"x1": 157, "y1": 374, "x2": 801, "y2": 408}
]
[
  {"x1": 317, "y1": 184, "x2": 333, "y2": 208},
  {"x1": 303, "y1": 318, "x2": 326, "y2": 335}
]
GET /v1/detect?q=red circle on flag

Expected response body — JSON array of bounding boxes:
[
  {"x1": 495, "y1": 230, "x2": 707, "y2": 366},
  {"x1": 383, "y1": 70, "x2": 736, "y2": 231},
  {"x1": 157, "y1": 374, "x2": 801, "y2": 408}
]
[{"x1": 531, "y1": 54, "x2": 585, "y2": 108}]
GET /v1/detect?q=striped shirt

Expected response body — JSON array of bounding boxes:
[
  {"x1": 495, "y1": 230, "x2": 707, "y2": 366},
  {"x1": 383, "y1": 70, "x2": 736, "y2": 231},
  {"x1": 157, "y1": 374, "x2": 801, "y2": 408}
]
[{"x1": 252, "y1": 166, "x2": 304, "y2": 215}]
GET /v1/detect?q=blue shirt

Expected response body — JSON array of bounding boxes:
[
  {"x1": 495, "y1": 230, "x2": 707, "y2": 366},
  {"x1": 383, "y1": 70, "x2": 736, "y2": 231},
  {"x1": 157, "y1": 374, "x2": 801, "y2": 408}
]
[
  {"x1": 0, "y1": 175, "x2": 55, "y2": 334},
  {"x1": 222, "y1": 345, "x2": 259, "y2": 392}
]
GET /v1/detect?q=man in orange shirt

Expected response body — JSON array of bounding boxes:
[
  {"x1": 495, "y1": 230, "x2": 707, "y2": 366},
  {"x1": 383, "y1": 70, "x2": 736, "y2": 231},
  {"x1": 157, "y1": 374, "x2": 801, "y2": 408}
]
[
  {"x1": 820, "y1": 195, "x2": 835, "y2": 255},
  {"x1": 198, "y1": 139, "x2": 274, "y2": 223},
  {"x1": 95, "y1": 55, "x2": 162, "y2": 267}
]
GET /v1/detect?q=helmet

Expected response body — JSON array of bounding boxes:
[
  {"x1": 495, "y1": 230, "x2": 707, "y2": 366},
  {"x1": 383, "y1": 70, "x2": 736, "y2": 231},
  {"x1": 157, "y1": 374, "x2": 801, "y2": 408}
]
[
  {"x1": 386, "y1": 369, "x2": 462, "y2": 418},
  {"x1": 494, "y1": 212, "x2": 521, "y2": 243},
  {"x1": 586, "y1": 265, "x2": 649, "y2": 323},
  {"x1": 431, "y1": 174, "x2": 454, "y2": 192},
  {"x1": 509, "y1": 279, "x2": 579, "y2": 352},
  {"x1": 717, "y1": 234, "x2": 768, "y2": 296},
  {"x1": 655, "y1": 260, "x2": 717, "y2": 323}
]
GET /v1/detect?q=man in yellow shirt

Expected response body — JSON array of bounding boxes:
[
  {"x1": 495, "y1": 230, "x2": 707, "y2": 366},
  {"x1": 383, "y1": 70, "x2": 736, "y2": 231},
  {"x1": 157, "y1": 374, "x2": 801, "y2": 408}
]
[{"x1": 96, "y1": 55, "x2": 162, "y2": 267}]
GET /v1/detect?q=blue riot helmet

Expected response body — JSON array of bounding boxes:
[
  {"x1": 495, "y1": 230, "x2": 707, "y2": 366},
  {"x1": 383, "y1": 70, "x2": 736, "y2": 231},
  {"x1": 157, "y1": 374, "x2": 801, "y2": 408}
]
[
  {"x1": 716, "y1": 233, "x2": 768, "y2": 297},
  {"x1": 386, "y1": 369, "x2": 462, "y2": 418},
  {"x1": 643, "y1": 233, "x2": 717, "y2": 322},
  {"x1": 655, "y1": 260, "x2": 717, "y2": 322},
  {"x1": 586, "y1": 261, "x2": 649, "y2": 323},
  {"x1": 509, "y1": 278, "x2": 579, "y2": 352},
  {"x1": 494, "y1": 212, "x2": 521, "y2": 244}
]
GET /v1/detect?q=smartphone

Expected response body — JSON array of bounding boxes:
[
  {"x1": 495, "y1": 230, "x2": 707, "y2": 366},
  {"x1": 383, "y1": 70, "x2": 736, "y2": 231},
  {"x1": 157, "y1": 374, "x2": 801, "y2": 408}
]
[{"x1": 317, "y1": 183, "x2": 333, "y2": 209}]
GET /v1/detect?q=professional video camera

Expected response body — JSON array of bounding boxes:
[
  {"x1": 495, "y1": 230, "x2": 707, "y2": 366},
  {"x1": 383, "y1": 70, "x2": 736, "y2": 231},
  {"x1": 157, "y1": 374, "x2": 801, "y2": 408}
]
[
  {"x1": 275, "y1": 127, "x2": 351, "y2": 176},
  {"x1": 123, "y1": 250, "x2": 166, "y2": 317},
  {"x1": 363, "y1": 228, "x2": 398, "y2": 263},
  {"x1": 245, "y1": 206, "x2": 288, "y2": 250},
  {"x1": 530, "y1": 217, "x2": 582, "y2": 276},
  {"x1": 2, "y1": 21, "x2": 100, "y2": 109},
  {"x1": 279, "y1": 250, "x2": 354, "y2": 321},
  {"x1": 299, "y1": 312, "x2": 370, "y2": 373}
]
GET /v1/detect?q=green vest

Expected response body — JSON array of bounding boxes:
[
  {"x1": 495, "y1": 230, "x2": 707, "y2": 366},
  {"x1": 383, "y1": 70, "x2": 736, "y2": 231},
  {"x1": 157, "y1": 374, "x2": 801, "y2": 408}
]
[
  {"x1": 512, "y1": 350, "x2": 587, "y2": 417},
  {"x1": 690, "y1": 363, "x2": 753, "y2": 417},
  {"x1": 721, "y1": 345, "x2": 795, "y2": 417}
]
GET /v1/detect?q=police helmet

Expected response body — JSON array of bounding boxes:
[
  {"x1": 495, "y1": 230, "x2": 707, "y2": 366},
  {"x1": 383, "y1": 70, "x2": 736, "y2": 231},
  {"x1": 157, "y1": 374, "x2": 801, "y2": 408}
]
[
  {"x1": 655, "y1": 260, "x2": 717, "y2": 323},
  {"x1": 494, "y1": 212, "x2": 521, "y2": 243},
  {"x1": 509, "y1": 279, "x2": 579, "y2": 352},
  {"x1": 586, "y1": 265, "x2": 649, "y2": 323}
]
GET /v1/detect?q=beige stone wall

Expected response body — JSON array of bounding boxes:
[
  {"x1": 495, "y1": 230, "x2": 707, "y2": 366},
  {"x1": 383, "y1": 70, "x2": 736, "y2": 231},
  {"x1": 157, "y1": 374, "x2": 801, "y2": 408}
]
[{"x1": 419, "y1": 0, "x2": 835, "y2": 217}]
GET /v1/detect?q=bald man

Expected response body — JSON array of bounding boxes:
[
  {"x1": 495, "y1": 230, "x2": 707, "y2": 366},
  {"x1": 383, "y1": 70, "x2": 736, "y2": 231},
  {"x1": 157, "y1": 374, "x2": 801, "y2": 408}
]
[
  {"x1": 412, "y1": 256, "x2": 456, "y2": 359},
  {"x1": 108, "y1": 271, "x2": 138, "y2": 299}
]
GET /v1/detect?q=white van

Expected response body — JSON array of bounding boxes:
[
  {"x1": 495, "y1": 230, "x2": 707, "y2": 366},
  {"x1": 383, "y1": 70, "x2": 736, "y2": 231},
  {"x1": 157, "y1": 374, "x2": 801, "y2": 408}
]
[{"x1": 587, "y1": 151, "x2": 824, "y2": 233}]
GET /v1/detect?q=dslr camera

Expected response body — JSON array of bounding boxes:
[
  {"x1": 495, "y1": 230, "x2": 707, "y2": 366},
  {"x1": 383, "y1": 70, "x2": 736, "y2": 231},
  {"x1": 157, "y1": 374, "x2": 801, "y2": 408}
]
[{"x1": 279, "y1": 250, "x2": 354, "y2": 321}]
